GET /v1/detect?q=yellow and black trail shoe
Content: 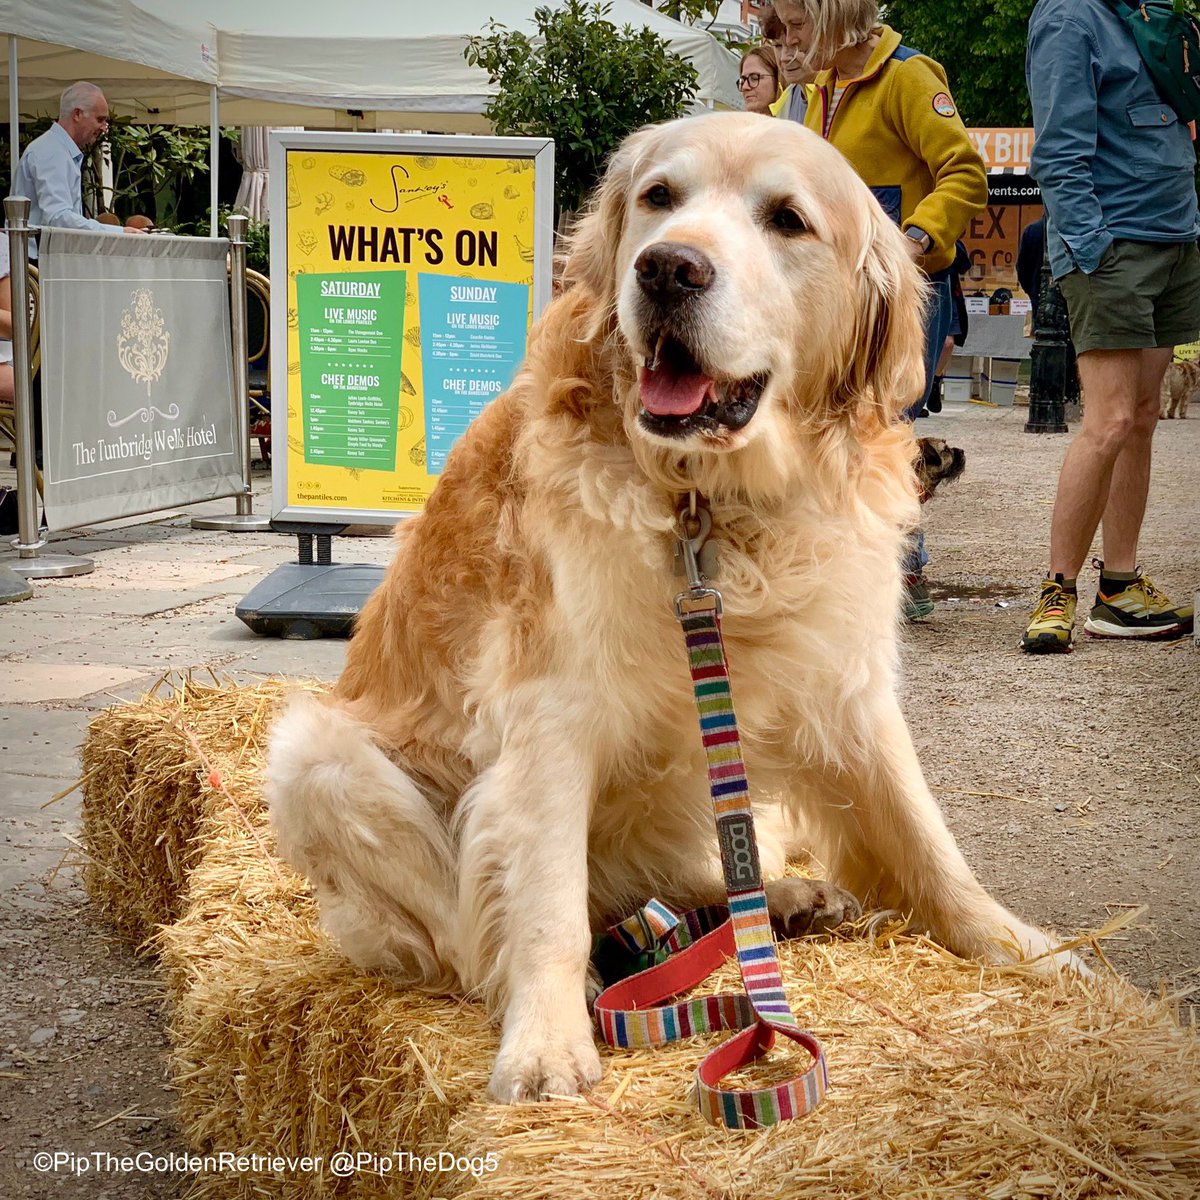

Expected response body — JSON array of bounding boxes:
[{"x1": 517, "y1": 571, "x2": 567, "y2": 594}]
[
  {"x1": 1084, "y1": 566, "x2": 1193, "y2": 640},
  {"x1": 1021, "y1": 576, "x2": 1077, "y2": 653}
]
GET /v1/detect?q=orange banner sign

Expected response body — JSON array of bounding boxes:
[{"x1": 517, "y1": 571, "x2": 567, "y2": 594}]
[{"x1": 968, "y1": 128, "x2": 1034, "y2": 173}]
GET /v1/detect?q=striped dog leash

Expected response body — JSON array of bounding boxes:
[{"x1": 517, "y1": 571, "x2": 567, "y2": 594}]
[{"x1": 593, "y1": 500, "x2": 827, "y2": 1130}]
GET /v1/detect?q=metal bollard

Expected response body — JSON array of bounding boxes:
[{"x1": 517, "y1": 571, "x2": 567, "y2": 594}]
[
  {"x1": 1024, "y1": 244, "x2": 1074, "y2": 434},
  {"x1": 4, "y1": 195, "x2": 94, "y2": 578},
  {"x1": 192, "y1": 212, "x2": 271, "y2": 531}
]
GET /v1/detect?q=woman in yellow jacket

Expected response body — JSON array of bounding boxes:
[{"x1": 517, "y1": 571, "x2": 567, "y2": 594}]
[
  {"x1": 773, "y1": 0, "x2": 986, "y2": 617},
  {"x1": 774, "y1": 0, "x2": 984, "y2": 411}
]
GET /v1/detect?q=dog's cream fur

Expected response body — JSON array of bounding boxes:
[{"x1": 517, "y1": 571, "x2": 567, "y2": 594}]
[{"x1": 268, "y1": 114, "x2": 1062, "y2": 1104}]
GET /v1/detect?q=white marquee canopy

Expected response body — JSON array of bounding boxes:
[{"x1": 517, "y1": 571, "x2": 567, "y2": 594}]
[{"x1": 1, "y1": 1, "x2": 741, "y2": 129}]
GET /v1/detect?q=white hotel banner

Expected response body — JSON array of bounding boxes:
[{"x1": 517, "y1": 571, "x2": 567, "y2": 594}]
[{"x1": 38, "y1": 230, "x2": 242, "y2": 530}]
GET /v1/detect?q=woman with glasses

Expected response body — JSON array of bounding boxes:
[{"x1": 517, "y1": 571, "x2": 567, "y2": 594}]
[{"x1": 737, "y1": 45, "x2": 782, "y2": 116}]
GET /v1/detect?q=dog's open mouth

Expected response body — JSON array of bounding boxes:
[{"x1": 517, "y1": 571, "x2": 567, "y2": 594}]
[{"x1": 638, "y1": 334, "x2": 767, "y2": 438}]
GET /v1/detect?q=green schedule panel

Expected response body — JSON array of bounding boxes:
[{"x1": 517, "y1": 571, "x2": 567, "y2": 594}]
[{"x1": 294, "y1": 271, "x2": 407, "y2": 471}]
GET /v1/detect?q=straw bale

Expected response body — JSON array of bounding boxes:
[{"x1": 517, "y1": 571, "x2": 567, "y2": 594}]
[
  {"x1": 80, "y1": 681, "x2": 1200, "y2": 1200},
  {"x1": 80, "y1": 675, "x2": 320, "y2": 944},
  {"x1": 447, "y1": 947, "x2": 1200, "y2": 1200},
  {"x1": 80, "y1": 676, "x2": 210, "y2": 942}
]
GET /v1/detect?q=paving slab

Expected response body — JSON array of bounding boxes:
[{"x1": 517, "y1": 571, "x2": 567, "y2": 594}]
[
  {"x1": 0, "y1": 609, "x2": 115, "y2": 655},
  {"x1": 74, "y1": 560, "x2": 262, "y2": 591},
  {"x1": 4, "y1": 585, "x2": 241, "y2": 618},
  {"x1": 0, "y1": 707, "x2": 90, "y2": 781},
  {"x1": 2, "y1": 662, "x2": 159, "y2": 705}
]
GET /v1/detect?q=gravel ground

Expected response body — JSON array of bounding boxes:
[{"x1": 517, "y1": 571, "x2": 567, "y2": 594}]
[
  {"x1": 906, "y1": 403, "x2": 1198, "y2": 1000},
  {"x1": 0, "y1": 400, "x2": 1196, "y2": 1198}
]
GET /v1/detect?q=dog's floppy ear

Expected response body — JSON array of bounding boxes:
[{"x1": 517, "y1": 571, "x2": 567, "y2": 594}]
[
  {"x1": 562, "y1": 124, "x2": 661, "y2": 304},
  {"x1": 839, "y1": 203, "x2": 929, "y2": 428}
]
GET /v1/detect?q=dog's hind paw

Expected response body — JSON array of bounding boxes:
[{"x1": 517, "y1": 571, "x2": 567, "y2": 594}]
[
  {"x1": 995, "y1": 922, "x2": 1093, "y2": 978},
  {"x1": 949, "y1": 914, "x2": 1093, "y2": 978},
  {"x1": 488, "y1": 1030, "x2": 603, "y2": 1104},
  {"x1": 766, "y1": 876, "x2": 862, "y2": 938}
]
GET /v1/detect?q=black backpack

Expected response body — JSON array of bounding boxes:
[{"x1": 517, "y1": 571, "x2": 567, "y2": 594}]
[{"x1": 1106, "y1": 0, "x2": 1200, "y2": 122}]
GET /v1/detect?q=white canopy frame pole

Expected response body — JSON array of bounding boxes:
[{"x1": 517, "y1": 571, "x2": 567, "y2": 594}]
[
  {"x1": 9, "y1": 38, "x2": 19, "y2": 190},
  {"x1": 209, "y1": 86, "x2": 220, "y2": 235}
]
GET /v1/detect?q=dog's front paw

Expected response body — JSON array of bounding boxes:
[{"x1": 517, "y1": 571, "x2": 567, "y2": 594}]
[
  {"x1": 488, "y1": 1027, "x2": 602, "y2": 1103},
  {"x1": 766, "y1": 876, "x2": 862, "y2": 938}
]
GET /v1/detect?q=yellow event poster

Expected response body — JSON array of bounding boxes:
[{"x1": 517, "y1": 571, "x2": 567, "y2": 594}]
[{"x1": 272, "y1": 134, "x2": 552, "y2": 521}]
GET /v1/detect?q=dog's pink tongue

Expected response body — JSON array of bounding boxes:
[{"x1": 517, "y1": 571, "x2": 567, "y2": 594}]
[{"x1": 639, "y1": 364, "x2": 711, "y2": 416}]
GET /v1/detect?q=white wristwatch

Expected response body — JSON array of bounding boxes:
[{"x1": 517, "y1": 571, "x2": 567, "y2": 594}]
[{"x1": 905, "y1": 227, "x2": 933, "y2": 253}]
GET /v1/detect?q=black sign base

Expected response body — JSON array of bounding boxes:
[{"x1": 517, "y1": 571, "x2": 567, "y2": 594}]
[{"x1": 236, "y1": 562, "x2": 385, "y2": 639}]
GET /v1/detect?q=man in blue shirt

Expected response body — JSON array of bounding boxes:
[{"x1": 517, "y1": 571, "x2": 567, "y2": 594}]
[
  {"x1": 13, "y1": 82, "x2": 148, "y2": 257},
  {"x1": 1021, "y1": 0, "x2": 1198, "y2": 653}
]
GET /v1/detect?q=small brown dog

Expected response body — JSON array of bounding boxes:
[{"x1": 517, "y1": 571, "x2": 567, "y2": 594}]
[
  {"x1": 914, "y1": 437, "x2": 966, "y2": 502},
  {"x1": 1160, "y1": 360, "x2": 1198, "y2": 419}
]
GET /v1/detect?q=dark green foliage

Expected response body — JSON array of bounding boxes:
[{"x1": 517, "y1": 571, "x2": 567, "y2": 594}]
[
  {"x1": 100, "y1": 120, "x2": 212, "y2": 226},
  {"x1": 659, "y1": 0, "x2": 723, "y2": 23},
  {"x1": 465, "y1": 0, "x2": 699, "y2": 216},
  {"x1": 883, "y1": 0, "x2": 1200, "y2": 127},
  {"x1": 882, "y1": 0, "x2": 1037, "y2": 126}
]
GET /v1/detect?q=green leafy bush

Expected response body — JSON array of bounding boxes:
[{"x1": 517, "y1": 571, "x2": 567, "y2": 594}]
[
  {"x1": 102, "y1": 120, "x2": 212, "y2": 226},
  {"x1": 466, "y1": 0, "x2": 700, "y2": 217}
]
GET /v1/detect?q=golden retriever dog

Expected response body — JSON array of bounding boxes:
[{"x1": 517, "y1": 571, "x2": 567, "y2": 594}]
[
  {"x1": 268, "y1": 113, "x2": 1065, "y2": 1104},
  {"x1": 1160, "y1": 359, "x2": 1197, "y2": 419}
]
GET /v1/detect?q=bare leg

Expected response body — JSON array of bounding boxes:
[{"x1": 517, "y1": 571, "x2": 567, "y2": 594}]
[
  {"x1": 1100, "y1": 347, "x2": 1172, "y2": 571},
  {"x1": 1048, "y1": 349, "x2": 1144, "y2": 580}
]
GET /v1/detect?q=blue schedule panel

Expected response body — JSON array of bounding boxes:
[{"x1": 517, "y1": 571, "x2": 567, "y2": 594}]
[{"x1": 417, "y1": 275, "x2": 530, "y2": 474}]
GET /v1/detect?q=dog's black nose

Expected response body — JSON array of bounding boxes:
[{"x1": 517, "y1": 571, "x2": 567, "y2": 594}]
[{"x1": 635, "y1": 242, "x2": 715, "y2": 301}]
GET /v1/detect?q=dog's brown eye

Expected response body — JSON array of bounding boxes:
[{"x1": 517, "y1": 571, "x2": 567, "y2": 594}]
[
  {"x1": 771, "y1": 207, "x2": 807, "y2": 234},
  {"x1": 643, "y1": 184, "x2": 673, "y2": 209}
]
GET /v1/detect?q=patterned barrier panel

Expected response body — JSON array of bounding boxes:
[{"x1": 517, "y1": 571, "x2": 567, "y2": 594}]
[{"x1": 39, "y1": 229, "x2": 240, "y2": 531}]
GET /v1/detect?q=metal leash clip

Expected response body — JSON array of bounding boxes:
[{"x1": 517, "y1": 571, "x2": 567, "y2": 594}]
[{"x1": 673, "y1": 502, "x2": 723, "y2": 620}]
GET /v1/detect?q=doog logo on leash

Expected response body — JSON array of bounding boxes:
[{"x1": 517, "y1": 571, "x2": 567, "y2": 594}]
[{"x1": 717, "y1": 815, "x2": 761, "y2": 892}]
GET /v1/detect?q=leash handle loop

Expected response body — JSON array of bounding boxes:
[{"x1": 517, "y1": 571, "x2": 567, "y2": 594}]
[{"x1": 593, "y1": 906, "x2": 828, "y2": 1127}]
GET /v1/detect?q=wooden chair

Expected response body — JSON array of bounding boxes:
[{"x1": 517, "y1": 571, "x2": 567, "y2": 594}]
[{"x1": 0, "y1": 264, "x2": 44, "y2": 498}]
